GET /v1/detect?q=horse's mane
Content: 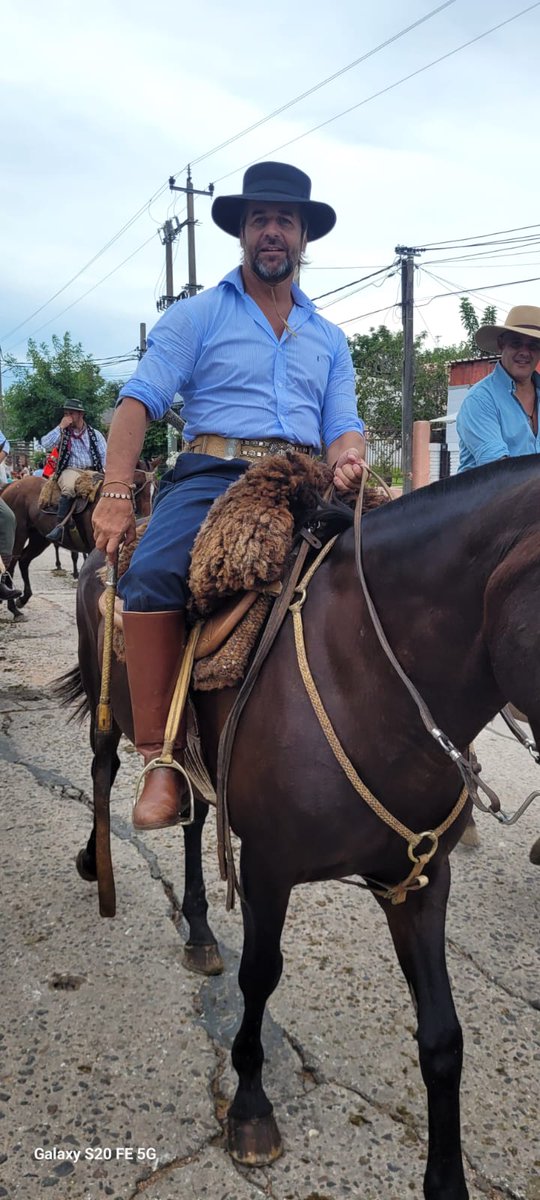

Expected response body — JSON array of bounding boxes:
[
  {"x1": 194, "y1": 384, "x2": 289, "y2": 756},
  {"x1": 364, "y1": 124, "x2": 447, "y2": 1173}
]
[{"x1": 360, "y1": 454, "x2": 540, "y2": 553}]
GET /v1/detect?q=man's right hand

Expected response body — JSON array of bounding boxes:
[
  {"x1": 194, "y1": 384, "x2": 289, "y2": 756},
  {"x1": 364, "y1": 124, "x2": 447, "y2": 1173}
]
[
  {"x1": 92, "y1": 496, "x2": 137, "y2": 561},
  {"x1": 59, "y1": 414, "x2": 73, "y2": 430}
]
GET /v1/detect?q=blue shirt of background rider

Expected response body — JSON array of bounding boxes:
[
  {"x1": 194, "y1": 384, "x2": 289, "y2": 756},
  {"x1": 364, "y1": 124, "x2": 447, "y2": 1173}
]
[
  {"x1": 456, "y1": 361, "x2": 540, "y2": 472},
  {"x1": 117, "y1": 267, "x2": 365, "y2": 447}
]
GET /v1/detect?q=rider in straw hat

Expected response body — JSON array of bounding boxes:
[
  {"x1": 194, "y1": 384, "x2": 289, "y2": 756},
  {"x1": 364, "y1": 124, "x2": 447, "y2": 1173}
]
[
  {"x1": 457, "y1": 305, "x2": 540, "y2": 472},
  {"x1": 92, "y1": 160, "x2": 367, "y2": 832}
]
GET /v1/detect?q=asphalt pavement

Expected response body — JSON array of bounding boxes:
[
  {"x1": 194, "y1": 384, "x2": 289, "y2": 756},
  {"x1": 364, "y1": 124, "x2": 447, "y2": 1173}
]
[{"x1": 0, "y1": 547, "x2": 538, "y2": 1200}]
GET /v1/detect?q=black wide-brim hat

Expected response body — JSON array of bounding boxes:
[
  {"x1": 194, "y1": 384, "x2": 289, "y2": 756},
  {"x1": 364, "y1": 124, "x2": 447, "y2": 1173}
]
[{"x1": 211, "y1": 162, "x2": 336, "y2": 242}]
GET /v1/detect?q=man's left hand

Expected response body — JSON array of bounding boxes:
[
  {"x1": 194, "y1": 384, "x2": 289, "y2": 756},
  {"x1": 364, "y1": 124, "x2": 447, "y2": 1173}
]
[{"x1": 333, "y1": 447, "x2": 367, "y2": 492}]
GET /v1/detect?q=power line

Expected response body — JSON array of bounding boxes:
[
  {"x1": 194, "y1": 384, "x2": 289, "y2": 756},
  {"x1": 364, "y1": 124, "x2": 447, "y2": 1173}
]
[
  {"x1": 210, "y1": 2, "x2": 540, "y2": 187},
  {"x1": 5, "y1": 3, "x2": 539, "y2": 350},
  {"x1": 0, "y1": 3, "x2": 455, "y2": 349},
  {"x1": 419, "y1": 266, "x2": 540, "y2": 304},
  {"x1": 318, "y1": 268, "x2": 399, "y2": 312},
  {"x1": 0, "y1": 208, "x2": 166, "y2": 347},
  {"x1": 421, "y1": 220, "x2": 540, "y2": 251},
  {"x1": 8, "y1": 234, "x2": 158, "y2": 352},
  {"x1": 181, "y1": 1, "x2": 457, "y2": 174},
  {"x1": 420, "y1": 267, "x2": 505, "y2": 310},
  {"x1": 337, "y1": 303, "x2": 400, "y2": 327},
  {"x1": 309, "y1": 263, "x2": 397, "y2": 302}
]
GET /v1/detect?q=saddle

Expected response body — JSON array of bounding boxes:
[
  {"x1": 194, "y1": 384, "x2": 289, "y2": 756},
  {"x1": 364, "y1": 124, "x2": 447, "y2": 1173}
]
[
  {"x1": 99, "y1": 453, "x2": 335, "y2": 689},
  {"x1": 38, "y1": 470, "x2": 103, "y2": 513},
  {"x1": 97, "y1": 453, "x2": 390, "y2": 689}
]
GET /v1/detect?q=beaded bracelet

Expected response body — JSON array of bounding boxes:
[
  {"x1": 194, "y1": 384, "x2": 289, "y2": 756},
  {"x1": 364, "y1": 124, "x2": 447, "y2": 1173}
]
[{"x1": 101, "y1": 490, "x2": 133, "y2": 502}]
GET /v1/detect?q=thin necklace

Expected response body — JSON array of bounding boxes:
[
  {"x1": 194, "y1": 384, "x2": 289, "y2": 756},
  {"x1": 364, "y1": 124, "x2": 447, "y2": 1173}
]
[{"x1": 270, "y1": 287, "x2": 297, "y2": 337}]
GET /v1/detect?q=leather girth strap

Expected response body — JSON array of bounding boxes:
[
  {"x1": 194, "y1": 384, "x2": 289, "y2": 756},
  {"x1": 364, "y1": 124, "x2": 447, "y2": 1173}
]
[{"x1": 216, "y1": 530, "x2": 315, "y2": 909}]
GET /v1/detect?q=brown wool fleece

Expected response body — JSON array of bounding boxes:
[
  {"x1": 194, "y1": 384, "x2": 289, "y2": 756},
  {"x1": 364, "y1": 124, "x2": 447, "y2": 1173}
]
[{"x1": 188, "y1": 452, "x2": 332, "y2": 615}]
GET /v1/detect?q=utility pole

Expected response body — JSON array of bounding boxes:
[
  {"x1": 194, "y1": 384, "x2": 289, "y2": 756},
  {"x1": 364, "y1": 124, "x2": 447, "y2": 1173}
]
[
  {"x1": 156, "y1": 219, "x2": 182, "y2": 312},
  {"x1": 395, "y1": 245, "x2": 424, "y2": 494},
  {"x1": 168, "y1": 167, "x2": 214, "y2": 298},
  {"x1": 138, "y1": 323, "x2": 147, "y2": 359}
]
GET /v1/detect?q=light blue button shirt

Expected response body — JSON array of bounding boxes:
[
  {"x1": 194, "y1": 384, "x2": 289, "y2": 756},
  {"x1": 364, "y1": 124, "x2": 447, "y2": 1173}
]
[
  {"x1": 118, "y1": 268, "x2": 364, "y2": 449},
  {"x1": 457, "y1": 361, "x2": 540, "y2": 471},
  {"x1": 0, "y1": 427, "x2": 10, "y2": 454}
]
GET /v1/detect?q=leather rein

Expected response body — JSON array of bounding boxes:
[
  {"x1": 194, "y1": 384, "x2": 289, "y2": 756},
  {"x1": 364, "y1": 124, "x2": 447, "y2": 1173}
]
[{"x1": 352, "y1": 470, "x2": 540, "y2": 829}]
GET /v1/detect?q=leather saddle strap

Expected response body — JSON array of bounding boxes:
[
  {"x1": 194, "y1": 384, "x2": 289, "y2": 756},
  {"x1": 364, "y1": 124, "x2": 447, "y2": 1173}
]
[{"x1": 216, "y1": 532, "x2": 314, "y2": 909}]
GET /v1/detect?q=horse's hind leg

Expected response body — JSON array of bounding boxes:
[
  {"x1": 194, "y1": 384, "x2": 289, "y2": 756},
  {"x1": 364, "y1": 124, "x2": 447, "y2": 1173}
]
[
  {"x1": 227, "y1": 857, "x2": 290, "y2": 1166},
  {"x1": 378, "y1": 857, "x2": 468, "y2": 1200},
  {"x1": 75, "y1": 723, "x2": 122, "y2": 883},
  {"x1": 181, "y1": 796, "x2": 223, "y2": 976}
]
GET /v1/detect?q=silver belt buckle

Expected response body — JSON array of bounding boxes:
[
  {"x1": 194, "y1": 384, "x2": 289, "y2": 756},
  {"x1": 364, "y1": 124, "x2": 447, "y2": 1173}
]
[{"x1": 224, "y1": 438, "x2": 240, "y2": 459}]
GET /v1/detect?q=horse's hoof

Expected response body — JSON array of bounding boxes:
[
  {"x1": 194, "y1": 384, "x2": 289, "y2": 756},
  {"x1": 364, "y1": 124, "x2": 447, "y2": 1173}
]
[
  {"x1": 227, "y1": 1113, "x2": 282, "y2": 1166},
  {"x1": 182, "y1": 942, "x2": 223, "y2": 976},
  {"x1": 76, "y1": 849, "x2": 97, "y2": 882},
  {"x1": 12, "y1": 608, "x2": 29, "y2": 622},
  {"x1": 459, "y1": 821, "x2": 480, "y2": 849},
  {"x1": 52, "y1": 569, "x2": 67, "y2": 577},
  {"x1": 529, "y1": 836, "x2": 540, "y2": 865}
]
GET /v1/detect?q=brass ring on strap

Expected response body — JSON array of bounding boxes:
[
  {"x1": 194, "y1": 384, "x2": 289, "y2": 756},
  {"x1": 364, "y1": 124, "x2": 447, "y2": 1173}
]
[
  {"x1": 407, "y1": 831, "x2": 439, "y2": 864},
  {"x1": 289, "y1": 586, "x2": 307, "y2": 614}
]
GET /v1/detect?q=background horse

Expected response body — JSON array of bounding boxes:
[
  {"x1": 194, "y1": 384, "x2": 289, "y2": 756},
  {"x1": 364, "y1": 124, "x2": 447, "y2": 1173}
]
[
  {"x1": 1, "y1": 464, "x2": 155, "y2": 618},
  {"x1": 52, "y1": 543, "x2": 87, "y2": 580},
  {"x1": 60, "y1": 453, "x2": 540, "y2": 1200}
]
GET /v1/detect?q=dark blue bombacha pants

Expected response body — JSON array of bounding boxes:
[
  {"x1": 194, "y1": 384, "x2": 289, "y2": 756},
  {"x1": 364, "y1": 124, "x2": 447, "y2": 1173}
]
[{"x1": 118, "y1": 453, "x2": 249, "y2": 612}]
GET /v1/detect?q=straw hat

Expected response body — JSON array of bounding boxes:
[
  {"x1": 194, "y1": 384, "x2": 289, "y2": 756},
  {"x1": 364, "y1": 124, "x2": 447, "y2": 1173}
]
[{"x1": 476, "y1": 305, "x2": 540, "y2": 354}]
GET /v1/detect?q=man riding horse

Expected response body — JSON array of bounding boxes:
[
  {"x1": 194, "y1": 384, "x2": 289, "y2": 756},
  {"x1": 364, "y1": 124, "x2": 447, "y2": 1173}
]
[
  {"x1": 42, "y1": 399, "x2": 107, "y2": 544},
  {"x1": 92, "y1": 161, "x2": 366, "y2": 832}
]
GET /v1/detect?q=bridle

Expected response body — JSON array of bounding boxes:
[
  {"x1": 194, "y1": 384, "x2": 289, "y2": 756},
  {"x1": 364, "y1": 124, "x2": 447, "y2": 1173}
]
[{"x1": 352, "y1": 468, "x2": 540, "y2": 828}]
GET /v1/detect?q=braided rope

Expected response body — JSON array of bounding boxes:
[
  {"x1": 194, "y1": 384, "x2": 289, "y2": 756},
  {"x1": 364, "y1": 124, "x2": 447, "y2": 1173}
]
[{"x1": 290, "y1": 585, "x2": 469, "y2": 850}]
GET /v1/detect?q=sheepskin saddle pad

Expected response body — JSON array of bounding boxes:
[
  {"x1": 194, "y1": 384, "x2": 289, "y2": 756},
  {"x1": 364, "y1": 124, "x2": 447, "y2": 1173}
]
[
  {"x1": 108, "y1": 452, "x2": 334, "y2": 690},
  {"x1": 39, "y1": 470, "x2": 103, "y2": 511}
]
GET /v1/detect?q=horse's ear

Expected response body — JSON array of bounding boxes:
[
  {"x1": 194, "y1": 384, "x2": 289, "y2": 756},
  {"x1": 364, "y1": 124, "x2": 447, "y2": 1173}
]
[{"x1": 150, "y1": 455, "x2": 166, "y2": 471}]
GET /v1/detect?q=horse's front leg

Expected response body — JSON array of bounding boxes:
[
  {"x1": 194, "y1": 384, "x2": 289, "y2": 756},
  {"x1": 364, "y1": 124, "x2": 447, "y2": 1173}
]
[
  {"x1": 227, "y1": 853, "x2": 290, "y2": 1167},
  {"x1": 378, "y1": 856, "x2": 468, "y2": 1200},
  {"x1": 181, "y1": 796, "x2": 223, "y2": 976}
]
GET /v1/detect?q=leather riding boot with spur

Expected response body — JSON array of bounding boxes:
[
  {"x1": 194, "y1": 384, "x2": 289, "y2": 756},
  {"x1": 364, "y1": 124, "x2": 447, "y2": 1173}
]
[
  {"x1": 46, "y1": 494, "x2": 73, "y2": 544},
  {"x1": 0, "y1": 555, "x2": 21, "y2": 601},
  {"x1": 122, "y1": 610, "x2": 189, "y2": 831}
]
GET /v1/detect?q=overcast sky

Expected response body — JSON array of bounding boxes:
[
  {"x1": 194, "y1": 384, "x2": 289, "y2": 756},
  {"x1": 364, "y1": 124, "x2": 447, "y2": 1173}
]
[{"x1": 2, "y1": 0, "x2": 540, "y2": 387}]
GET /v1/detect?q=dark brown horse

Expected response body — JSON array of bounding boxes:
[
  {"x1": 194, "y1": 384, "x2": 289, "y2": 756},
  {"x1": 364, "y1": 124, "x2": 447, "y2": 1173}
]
[
  {"x1": 1, "y1": 466, "x2": 154, "y2": 618},
  {"x1": 59, "y1": 453, "x2": 540, "y2": 1199}
]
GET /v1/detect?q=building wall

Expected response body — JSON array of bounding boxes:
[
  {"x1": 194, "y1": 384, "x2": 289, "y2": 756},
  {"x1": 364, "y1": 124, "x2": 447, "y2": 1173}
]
[{"x1": 431, "y1": 358, "x2": 498, "y2": 480}]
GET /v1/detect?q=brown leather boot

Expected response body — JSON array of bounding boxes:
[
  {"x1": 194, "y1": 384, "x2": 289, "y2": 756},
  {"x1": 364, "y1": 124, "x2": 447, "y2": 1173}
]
[{"x1": 122, "y1": 610, "x2": 189, "y2": 830}]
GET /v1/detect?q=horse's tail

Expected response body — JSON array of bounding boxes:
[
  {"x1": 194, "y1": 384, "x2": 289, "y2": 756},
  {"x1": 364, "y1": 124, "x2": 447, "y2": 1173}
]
[{"x1": 52, "y1": 665, "x2": 90, "y2": 722}]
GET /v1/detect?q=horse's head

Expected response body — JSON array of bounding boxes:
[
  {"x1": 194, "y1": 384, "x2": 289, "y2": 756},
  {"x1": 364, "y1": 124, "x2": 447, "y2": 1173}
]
[{"x1": 133, "y1": 462, "x2": 157, "y2": 518}]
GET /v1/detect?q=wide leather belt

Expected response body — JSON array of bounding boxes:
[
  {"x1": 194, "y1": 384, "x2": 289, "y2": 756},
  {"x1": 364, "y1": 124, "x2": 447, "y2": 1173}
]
[{"x1": 185, "y1": 435, "x2": 316, "y2": 461}]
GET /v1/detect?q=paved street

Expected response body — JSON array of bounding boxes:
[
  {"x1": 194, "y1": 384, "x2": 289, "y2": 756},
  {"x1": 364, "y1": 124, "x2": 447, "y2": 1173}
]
[{"x1": 0, "y1": 547, "x2": 538, "y2": 1200}]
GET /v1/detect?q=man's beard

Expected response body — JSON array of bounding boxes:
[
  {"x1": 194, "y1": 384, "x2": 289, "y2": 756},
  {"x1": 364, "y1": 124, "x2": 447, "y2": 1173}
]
[{"x1": 248, "y1": 247, "x2": 297, "y2": 284}]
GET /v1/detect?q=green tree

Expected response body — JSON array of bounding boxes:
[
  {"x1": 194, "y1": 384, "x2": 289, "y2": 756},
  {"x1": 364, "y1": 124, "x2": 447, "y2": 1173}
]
[
  {"x1": 348, "y1": 326, "x2": 468, "y2": 435},
  {"x1": 3, "y1": 332, "x2": 117, "y2": 440},
  {"x1": 458, "y1": 298, "x2": 497, "y2": 357},
  {"x1": 141, "y1": 419, "x2": 168, "y2": 463}
]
